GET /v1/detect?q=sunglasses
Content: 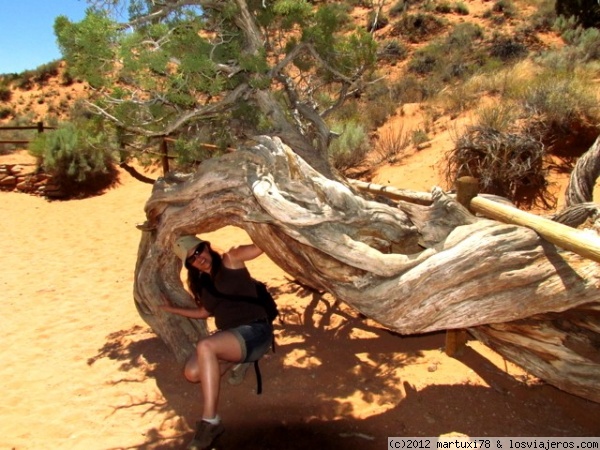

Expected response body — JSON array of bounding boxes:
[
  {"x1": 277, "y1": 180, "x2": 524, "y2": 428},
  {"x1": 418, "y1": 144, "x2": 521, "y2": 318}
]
[{"x1": 186, "y1": 242, "x2": 207, "y2": 265}]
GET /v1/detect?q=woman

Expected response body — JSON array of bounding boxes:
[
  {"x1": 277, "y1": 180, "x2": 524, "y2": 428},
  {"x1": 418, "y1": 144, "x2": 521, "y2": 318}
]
[{"x1": 160, "y1": 235, "x2": 274, "y2": 450}]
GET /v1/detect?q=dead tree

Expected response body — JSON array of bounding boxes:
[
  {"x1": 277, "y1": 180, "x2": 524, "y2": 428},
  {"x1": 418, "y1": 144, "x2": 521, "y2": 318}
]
[{"x1": 134, "y1": 136, "x2": 600, "y2": 402}]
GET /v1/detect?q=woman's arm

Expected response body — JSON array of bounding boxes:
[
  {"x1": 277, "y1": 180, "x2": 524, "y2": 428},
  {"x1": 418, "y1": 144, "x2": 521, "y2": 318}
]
[
  {"x1": 159, "y1": 304, "x2": 211, "y2": 319},
  {"x1": 223, "y1": 243, "x2": 264, "y2": 269}
]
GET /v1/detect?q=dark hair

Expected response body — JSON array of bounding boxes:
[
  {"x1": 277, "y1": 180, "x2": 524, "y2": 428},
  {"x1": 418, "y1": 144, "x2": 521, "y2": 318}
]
[{"x1": 185, "y1": 244, "x2": 222, "y2": 306}]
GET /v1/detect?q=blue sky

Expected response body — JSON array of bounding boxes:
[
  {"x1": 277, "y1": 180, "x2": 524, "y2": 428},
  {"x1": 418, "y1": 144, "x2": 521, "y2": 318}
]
[{"x1": 0, "y1": 1, "x2": 90, "y2": 74}]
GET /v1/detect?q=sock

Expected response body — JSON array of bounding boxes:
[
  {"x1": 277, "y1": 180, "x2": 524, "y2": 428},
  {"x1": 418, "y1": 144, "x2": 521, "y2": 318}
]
[{"x1": 202, "y1": 415, "x2": 221, "y2": 425}]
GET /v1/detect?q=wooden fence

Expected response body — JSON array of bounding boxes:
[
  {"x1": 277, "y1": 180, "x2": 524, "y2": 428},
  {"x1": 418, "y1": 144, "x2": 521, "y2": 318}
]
[{"x1": 0, "y1": 121, "x2": 55, "y2": 144}]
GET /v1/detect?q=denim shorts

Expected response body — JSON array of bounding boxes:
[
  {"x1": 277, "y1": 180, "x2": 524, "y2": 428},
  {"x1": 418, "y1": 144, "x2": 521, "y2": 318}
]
[{"x1": 229, "y1": 320, "x2": 273, "y2": 363}]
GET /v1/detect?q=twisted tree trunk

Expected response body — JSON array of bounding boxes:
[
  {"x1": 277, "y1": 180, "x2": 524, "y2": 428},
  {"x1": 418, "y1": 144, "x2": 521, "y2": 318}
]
[{"x1": 134, "y1": 136, "x2": 600, "y2": 402}]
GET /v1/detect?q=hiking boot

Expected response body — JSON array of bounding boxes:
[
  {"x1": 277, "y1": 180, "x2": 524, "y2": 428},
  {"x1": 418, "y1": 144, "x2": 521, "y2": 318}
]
[
  {"x1": 227, "y1": 362, "x2": 251, "y2": 386},
  {"x1": 186, "y1": 420, "x2": 224, "y2": 450}
]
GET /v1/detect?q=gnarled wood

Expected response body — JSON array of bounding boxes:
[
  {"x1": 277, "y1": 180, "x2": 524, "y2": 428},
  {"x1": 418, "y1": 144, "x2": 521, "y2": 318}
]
[
  {"x1": 566, "y1": 134, "x2": 600, "y2": 207},
  {"x1": 134, "y1": 136, "x2": 600, "y2": 402}
]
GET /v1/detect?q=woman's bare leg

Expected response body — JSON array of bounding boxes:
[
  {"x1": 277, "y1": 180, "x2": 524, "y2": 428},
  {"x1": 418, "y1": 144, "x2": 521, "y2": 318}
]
[{"x1": 184, "y1": 331, "x2": 243, "y2": 420}]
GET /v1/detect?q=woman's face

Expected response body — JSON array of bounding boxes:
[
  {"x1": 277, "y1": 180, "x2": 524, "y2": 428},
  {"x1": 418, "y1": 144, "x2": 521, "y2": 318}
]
[{"x1": 187, "y1": 243, "x2": 212, "y2": 273}]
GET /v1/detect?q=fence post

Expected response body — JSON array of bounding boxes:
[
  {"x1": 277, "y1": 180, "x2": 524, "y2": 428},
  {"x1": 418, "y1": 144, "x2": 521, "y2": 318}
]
[
  {"x1": 444, "y1": 176, "x2": 478, "y2": 357},
  {"x1": 161, "y1": 138, "x2": 169, "y2": 176},
  {"x1": 37, "y1": 121, "x2": 44, "y2": 134}
]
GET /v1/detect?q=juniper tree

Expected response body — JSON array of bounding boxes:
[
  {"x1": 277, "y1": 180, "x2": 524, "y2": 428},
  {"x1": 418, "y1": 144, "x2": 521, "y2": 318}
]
[{"x1": 54, "y1": 0, "x2": 377, "y2": 177}]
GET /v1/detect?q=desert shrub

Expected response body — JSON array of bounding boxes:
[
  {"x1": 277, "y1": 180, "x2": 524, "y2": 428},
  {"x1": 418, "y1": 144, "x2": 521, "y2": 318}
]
[
  {"x1": 378, "y1": 39, "x2": 409, "y2": 62},
  {"x1": 411, "y1": 129, "x2": 430, "y2": 146},
  {"x1": 435, "y1": 2, "x2": 453, "y2": 14},
  {"x1": 436, "y1": 83, "x2": 480, "y2": 115},
  {"x1": 519, "y1": 74, "x2": 600, "y2": 147},
  {"x1": 555, "y1": 18, "x2": 600, "y2": 61},
  {"x1": 29, "y1": 122, "x2": 118, "y2": 197},
  {"x1": 31, "y1": 61, "x2": 61, "y2": 84},
  {"x1": 391, "y1": 13, "x2": 447, "y2": 43},
  {"x1": 408, "y1": 42, "x2": 445, "y2": 74},
  {"x1": 447, "y1": 22, "x2": 484, "y2": 48},
  {"x1": 453, "y1": 2, "x2": 470, "y2": 15},
  {"x1": 390, "y1": 75, "x2": 429, "y2": 103},
  {"x1": 367, "y1": 10, "x2": 389, "y2": 31},
  {"x1": 446, "y1": 125, "x2": 554, "y2": 208},
  {"x1": 0, "y1": 84, "x2": 12, "y2": 102},
  {"x1": 0, "y1": 107, "x2": 13, "y2": 120},
  {"x1": 475, "y1": 103, "x2": 519, "y2": 132},
  {"x1": 528, "y1": 0, "x2": 557, "y2": 31},
  {"x1": 493, "y1": 0, "x2": 518, "y2": 16},
  {"x1": 363, "y1": 81, "x2": 398, "y2": 129},
  {"x1": 374, "y1": 124, "x2": 410, "y2": 163},
  {"x1": 16, "y1": 77, "x2": 33, "y2": 91},
  {"x1": 409, "y1": 23, "x2": 485, "y2": 81},
  {"x1": 390, "y1": 0, "x2": 408, "y2": 16},
  {"x1": 488, "y1": 33, "x2": 528, "y2": 61},
  {"x1": 328, "y1": 120, "x2": 371, "y2": 173}
]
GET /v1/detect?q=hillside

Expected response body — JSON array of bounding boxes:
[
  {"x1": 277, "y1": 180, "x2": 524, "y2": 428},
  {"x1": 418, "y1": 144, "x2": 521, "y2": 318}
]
[
  {"x1": 1, "y1": 0, "x2": 598, "y2": 209},
  {"x1": 1, "y1": 3, "x2": 600, "y2": 448}
]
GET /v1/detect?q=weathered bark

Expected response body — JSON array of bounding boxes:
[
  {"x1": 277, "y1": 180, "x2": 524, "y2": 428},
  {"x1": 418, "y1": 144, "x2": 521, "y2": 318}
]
[
  {"x1": 134, "y1": 136, "x2": 600, "y2": 401},
  {"x1": 566, "y1": 134, "x2": 600, "y2": 207}
]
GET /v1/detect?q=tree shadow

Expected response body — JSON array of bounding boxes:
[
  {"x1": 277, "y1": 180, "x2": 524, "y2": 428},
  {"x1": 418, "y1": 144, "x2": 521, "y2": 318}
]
[{"x1": 89, "y1": 284, "x2": 600, "y2": 449}]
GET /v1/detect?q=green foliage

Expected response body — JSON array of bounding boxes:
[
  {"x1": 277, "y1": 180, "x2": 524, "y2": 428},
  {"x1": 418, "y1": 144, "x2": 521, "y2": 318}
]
[
  {"x1": 51, "y1": 1, "x2": 378, "y2": 173},
  {"x1": 411, "y1": 129, "x2": 430, "y2": 146},
  {"x1": 29, "y1": 121, "x2": 117, "y2": 196},
  {"x1": 54, "y1": 12, "x2": 117, "y2": 88},
  {"x1": 554, "y1": 17, "x2": 600, "y2": 61},
  {"x1": 519, "y1": 73, "x2": 599, "y2": 139},
  {"x1": 408, "y1": 22, "x2": 485, "y2": 81},
  {"x1": 454, "y1": 2, "x2": 470, "y2": 15},
  {"x1": 328, "y1": 120, "x2": 371, "y2": 172}
]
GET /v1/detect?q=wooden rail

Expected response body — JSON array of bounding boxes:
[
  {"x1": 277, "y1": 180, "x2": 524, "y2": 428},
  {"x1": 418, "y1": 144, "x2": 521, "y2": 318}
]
[
  {"x1": 0, "y1": 122, "x2": 55, "y2": 145},
  {"x1": 352, "y1": 177, "x2": 600, "y2": 263}
]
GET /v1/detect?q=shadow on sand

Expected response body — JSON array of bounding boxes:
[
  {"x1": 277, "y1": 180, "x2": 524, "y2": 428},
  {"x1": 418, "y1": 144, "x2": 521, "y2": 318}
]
[{"x1": 89, "y1": 283, "x2": 600, "y2": 449}]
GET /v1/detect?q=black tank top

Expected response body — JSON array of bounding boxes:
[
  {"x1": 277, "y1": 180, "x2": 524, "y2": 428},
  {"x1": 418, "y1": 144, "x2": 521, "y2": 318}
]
[{"x1": 201, "y1": 266, "x2": 268, "y2": 330}]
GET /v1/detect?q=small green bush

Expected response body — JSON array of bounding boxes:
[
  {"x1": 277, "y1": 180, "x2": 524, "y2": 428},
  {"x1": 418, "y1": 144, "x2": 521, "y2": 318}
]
[
  {"x1": 555, "y1": 18, "x2": 600, "y2": 61},
  {"x1": 328, "y1": 120, "x2": 371, "y2": 173},
  {"x1": 29, "y1": 122, "x2": 118, "y2": 197},
  {"x1": 453, "y1": 2, "x2": 470, "y2": 15}
]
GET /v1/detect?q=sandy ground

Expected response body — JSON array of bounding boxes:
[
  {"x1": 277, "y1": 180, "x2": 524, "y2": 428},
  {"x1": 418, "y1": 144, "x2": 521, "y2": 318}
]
[{"x1": 1, "y1": 146, "x2": 599, "y2": 450}]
